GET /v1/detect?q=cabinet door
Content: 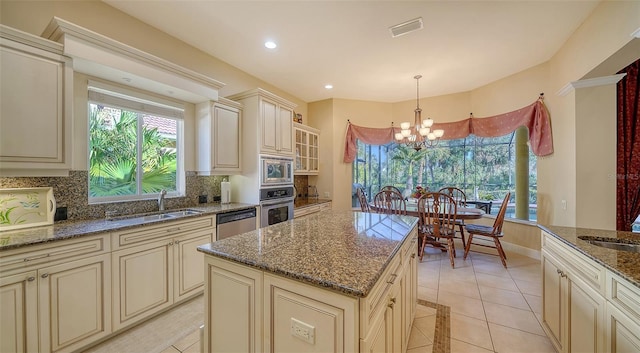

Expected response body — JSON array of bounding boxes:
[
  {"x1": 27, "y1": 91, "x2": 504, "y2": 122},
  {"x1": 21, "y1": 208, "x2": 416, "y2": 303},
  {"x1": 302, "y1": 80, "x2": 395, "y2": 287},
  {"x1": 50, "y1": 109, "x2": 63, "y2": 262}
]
[
  {"x1": 0, "y1": 271, "x2": 38, "y2": 353},
  {"x1": 295, "y1": 129, "x2": 307, "y2": 171},
  {"x1": 213, "y1": 103, "x2": 241, "y2": 171},
  {"x1": 568, "y1": 275, "x2": 605, "y2": 353},
  {"x1": 360, "y1": 307, "x2": 389, "y2": 353},
  {"x1": 173, "y1": 230, "x2": 212, "y2": 302},
  {"x1": 308, "y1": 131, "x2": 319, "y2": 173},
  {"x1": 38, "y1": 254, "x2": 111, "y2": 353},
  {"x1": 260, "y1": 99, "x2": 278, "y2": 153},
  {"x1": 542, "y1": 251, "x2": 564, "y2": 352},
  {"x1": 606, "y1": 302, "x2": 640, "y2": 353},
  {"x1": 112, "y1": 240, "x2": 173, "y2": 331},
  {"x1": 0, "y1": 40, "x2": 72, "y2": 171},
  {"x1": 277, "y1": 105, "x2": 293, "y2": 154},
  {"x1": 205, "y1": 258, "x2": 263, "y2": 353}
]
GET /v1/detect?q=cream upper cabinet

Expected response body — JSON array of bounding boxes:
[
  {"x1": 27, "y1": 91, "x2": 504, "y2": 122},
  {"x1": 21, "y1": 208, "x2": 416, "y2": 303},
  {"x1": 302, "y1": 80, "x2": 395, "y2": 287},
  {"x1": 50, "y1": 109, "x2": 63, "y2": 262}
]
[
  {"x1": 0, "y1": 25, "x2": 73, "y2": 176},
  {"x1": 196, "y1": 98, "x2": 242, "y2": 174},
  {"x1": 228, "y1": 88, "x2": 296, "y2": 158},
  {"x1": 294, "y1": 122, "x2": 319, "y2": 175}
]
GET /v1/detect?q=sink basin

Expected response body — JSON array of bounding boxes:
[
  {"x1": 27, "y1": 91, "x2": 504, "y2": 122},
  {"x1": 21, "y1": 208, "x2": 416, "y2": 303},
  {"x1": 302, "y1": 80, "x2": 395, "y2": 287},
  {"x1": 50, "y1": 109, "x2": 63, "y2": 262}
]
[
  {"x1": 109, "y1": 209, "x2": 202, "y2": 222},
  {"x1": 165, "y1": 210, "x2": 202, "y2": 217},
  {"x1": 578, "y1": 236, "x2": 640, "y2": 253},
  {"x1": 140, "y1": 213, "x2": 176, "y2": 221}
]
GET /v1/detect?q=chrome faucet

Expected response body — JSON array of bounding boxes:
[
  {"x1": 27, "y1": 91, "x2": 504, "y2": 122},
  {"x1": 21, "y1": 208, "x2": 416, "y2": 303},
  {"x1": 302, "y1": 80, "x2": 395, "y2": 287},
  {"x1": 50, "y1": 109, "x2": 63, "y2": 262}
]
[{"x1": 158, "y1": 189, "x2": 167, "y2": 211}]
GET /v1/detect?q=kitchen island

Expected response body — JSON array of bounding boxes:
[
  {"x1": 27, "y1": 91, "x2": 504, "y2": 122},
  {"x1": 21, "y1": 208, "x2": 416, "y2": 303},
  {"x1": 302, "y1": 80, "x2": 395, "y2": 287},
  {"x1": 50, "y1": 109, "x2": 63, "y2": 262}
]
[{"x1": 197, "y1": 210, "x2": 419, "y2": 353}]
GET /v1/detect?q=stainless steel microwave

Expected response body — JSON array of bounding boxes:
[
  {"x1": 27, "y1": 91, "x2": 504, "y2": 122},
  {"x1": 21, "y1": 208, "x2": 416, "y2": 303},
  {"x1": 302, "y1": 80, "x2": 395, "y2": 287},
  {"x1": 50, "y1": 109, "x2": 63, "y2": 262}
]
[{"x1": 260, "y1": 156, "x2": 293, "y2": 186}]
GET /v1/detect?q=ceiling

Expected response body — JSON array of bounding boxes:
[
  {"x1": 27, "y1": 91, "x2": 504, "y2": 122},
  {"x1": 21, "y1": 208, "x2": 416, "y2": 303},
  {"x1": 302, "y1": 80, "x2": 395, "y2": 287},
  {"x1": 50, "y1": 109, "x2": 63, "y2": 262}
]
[{"x1": 103, "y1": 0, "x2": 601, "y2": 103}]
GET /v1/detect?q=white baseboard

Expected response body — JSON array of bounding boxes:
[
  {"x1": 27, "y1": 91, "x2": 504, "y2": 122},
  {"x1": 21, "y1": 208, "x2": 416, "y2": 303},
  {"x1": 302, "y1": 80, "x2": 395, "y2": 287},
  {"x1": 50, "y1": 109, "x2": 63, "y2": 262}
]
[{"x1": 453, "y1": 239, "x2": 541, "y2": 261}]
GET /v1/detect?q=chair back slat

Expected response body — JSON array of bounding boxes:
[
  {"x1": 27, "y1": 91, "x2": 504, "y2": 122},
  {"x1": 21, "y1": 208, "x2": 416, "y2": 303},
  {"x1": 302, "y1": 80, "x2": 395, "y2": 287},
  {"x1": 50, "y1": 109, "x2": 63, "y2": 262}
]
[
  {"x1": 356, "y1": 187, "x2": 371, "y2": 212},
  {"x1": 417, "y1": 192, "x2": 457, "y2": 238},
  {"x1": 373, "y1": 190, "x2": 406, "y2": 215},
  {"x1": 492, "y1": 192, "x2": 511, "y2": 234},
  {"x1": 437, "y1": 187, "x2": 467, "y2": 208}
]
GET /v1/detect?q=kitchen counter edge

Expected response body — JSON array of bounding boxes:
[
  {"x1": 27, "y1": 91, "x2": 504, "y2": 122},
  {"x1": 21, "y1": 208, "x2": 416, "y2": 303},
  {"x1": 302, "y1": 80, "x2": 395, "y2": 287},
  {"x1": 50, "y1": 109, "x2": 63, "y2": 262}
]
[
  {"x1": 538, "y1": 224, "x2": 640, "y2": 289},
  {"x1": 0, "y1": 203, "x2": 258, "y2": 251}
]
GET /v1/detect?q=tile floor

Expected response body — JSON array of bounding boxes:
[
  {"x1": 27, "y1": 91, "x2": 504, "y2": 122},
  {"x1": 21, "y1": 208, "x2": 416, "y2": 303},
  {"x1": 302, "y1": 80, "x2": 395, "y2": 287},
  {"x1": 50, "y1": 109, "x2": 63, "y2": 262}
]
[
  {"x1": 406, "y1": 246, "x2": 556, "y2": 353},
  {"x1": 92, "y1": 245, "x2": 556, "y2": 353}
]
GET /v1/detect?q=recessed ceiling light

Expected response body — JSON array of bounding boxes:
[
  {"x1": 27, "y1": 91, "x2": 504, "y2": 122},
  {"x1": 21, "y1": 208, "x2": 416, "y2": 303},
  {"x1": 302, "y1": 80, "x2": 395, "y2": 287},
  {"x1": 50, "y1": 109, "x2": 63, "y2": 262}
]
[
  {"x1": 325, "y1": 84, "x2": 333, "y2": 89},
  {"x1": 264, "y1": 41, "x2": 277, "y2": 49}
]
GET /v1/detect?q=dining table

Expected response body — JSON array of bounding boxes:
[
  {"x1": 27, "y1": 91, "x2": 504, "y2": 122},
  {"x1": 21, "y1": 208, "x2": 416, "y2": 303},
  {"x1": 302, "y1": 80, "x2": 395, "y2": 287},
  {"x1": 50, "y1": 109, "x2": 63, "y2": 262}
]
[{"x1": 369, "y1": 201, "x2": 485, "y2": 255}]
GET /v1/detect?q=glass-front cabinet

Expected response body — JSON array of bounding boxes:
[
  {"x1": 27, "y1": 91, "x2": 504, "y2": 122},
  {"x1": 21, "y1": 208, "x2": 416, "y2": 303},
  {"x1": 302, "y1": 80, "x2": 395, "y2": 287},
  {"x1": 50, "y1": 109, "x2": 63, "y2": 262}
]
[{"x1": 294, "y1": 122, "x2": 319, "y2": 175}]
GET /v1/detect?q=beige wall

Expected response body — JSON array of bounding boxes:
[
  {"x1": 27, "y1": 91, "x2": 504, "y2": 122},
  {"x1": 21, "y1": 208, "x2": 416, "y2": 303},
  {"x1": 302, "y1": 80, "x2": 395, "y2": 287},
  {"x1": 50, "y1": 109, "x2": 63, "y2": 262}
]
[
  {"x1": 313, "y1": 1, "x2": 639, "y2": 234},
  {"x1": 3, "y1": 1, "x2": 639, "y2": 250}
]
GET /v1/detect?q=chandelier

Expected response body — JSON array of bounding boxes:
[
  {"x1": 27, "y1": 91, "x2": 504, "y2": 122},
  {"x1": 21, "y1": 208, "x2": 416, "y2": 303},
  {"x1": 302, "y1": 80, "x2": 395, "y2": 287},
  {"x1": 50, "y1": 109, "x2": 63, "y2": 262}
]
[{"x1": 394, "y1": 75, "x2": 444, "y2": 151}]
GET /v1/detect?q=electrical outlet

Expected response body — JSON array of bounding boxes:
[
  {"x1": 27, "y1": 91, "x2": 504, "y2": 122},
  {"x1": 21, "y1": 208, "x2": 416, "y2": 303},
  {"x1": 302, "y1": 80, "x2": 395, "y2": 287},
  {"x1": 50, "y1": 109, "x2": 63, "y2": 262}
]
[
  {"x1": 290, "y1": 318, "x2": 315, "y2": 344},
  {"x1": 198, "y1": 195, "x2": 208, "y2": 204},
  {"x1": 561, "y1": 200, "x2": 567, "y2": 210},
  {"x1": 324, "y1": 192, "x2": 330, "y2": 198}
]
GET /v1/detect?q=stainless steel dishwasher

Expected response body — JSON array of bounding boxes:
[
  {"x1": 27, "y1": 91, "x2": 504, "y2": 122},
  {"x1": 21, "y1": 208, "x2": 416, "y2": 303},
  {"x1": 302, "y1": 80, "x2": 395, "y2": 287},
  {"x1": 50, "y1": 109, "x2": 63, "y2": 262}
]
[{"x1": 216, "y1": 208, "x2": 257, "y2": 240}]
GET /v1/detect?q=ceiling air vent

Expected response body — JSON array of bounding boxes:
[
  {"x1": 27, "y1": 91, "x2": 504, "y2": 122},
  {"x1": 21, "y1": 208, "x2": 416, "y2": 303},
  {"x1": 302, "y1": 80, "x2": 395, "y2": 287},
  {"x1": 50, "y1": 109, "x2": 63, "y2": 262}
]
[{"x1": 389, "y1": 17, "x2": 423, "y2": 38}]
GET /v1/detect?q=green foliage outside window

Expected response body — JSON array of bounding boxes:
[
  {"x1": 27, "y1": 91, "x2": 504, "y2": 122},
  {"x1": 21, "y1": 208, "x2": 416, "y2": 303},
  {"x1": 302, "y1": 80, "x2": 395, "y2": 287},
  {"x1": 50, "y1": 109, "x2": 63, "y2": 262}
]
[
  {"x1": 89, "y1": 104, "x2": 178, "y2": 198},
  {"x1": 352, "y1": 132, "x2": 537, "y2": 220}
]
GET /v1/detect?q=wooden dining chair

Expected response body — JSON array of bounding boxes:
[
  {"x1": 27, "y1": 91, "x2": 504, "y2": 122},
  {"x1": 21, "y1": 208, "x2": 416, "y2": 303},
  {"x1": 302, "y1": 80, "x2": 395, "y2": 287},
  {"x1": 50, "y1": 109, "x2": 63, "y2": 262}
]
[
  {"x1": 356, "y1": 187, "x2": 371, "y2": 212},
  {"x1": 438, "y1": 187, "x2": 468, "y2": 249},
  {"x1": 417, "y1": 192, "x2": 458, "y2": 267},
  {"x1": 380, "y1": 185, "x2": 403, "y2": 198},
  {"x1": 372, "y1": 190, "x2": 406, "y2": 215},
  {"x1": 463, "y1": 192, "x2": 511, "y2": 268}
]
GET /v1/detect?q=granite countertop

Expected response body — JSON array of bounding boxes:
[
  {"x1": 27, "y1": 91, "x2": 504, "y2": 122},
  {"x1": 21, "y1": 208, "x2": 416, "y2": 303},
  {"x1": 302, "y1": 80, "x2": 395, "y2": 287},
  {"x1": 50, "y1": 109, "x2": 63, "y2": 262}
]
[
  {"x1": 0, "y1": 203, "x2": 257, "y2": 251},
  {"x1": 293, "y1": 197, "x2": 332, "y2": 208},
  {"x1": 539, "y1": 225, "x2": 640, "y2": 289},
  {"x1": 198, "y1": 210, "x2": 418, "y2": 298}
]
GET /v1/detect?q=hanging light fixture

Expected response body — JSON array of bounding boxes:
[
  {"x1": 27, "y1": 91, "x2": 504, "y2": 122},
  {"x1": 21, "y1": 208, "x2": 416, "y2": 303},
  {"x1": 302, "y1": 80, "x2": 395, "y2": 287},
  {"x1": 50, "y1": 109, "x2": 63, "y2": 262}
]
[{"x1": 395, "y1": 75, "x2": 444, "y2": 151}]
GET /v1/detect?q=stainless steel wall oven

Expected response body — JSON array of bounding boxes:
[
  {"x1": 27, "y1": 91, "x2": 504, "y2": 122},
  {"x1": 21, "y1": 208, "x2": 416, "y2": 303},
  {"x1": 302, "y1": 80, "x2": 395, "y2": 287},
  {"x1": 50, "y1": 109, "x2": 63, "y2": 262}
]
[{"x1": 259, "y1": 186, "x2": 294, "y2": 228}]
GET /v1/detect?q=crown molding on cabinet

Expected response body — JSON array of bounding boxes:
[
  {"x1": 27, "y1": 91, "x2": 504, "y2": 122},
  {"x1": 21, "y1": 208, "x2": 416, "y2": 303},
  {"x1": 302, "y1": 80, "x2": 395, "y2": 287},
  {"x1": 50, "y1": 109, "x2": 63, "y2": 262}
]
[
  {"x1": 42, "y1": 17, "x2": 225, "y2": 103},
  {"x1": 227, "y1": 88, "x2": 297, "y2": 109}
]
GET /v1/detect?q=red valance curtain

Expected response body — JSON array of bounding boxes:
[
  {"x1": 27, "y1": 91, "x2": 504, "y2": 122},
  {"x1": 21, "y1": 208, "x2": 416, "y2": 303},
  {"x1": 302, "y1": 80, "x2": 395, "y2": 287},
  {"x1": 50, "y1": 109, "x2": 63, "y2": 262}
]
[
  {"x1": 343, "y1": 99, "x2": 553, "y2": 163},
  {"x1": 616, "y1": 59, "x2": 640, "y2": 231}
]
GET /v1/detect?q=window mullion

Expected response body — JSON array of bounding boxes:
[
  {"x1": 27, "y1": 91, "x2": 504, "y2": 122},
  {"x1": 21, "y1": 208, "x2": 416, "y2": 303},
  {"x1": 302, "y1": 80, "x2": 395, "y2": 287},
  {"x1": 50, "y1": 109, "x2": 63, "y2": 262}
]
[{"x1": 137, "y1": 113, "x2": 144, "y2": 196}]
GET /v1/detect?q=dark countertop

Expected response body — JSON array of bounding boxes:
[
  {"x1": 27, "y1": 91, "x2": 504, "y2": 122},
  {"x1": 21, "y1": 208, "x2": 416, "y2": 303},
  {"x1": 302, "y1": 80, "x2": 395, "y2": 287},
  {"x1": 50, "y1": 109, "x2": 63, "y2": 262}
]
[
  {"x1": 198, "y1": 210, "x2": 418, "y2": 298},
  {"x1": 294, "y1": 197, "x2": 332, "y2": 209},
  {"x1": 539, "y1": 225, "x2": 640, "y2": 289},
  {"x1": 0, "y1": 203, "x2": 257, "y2": 251}
]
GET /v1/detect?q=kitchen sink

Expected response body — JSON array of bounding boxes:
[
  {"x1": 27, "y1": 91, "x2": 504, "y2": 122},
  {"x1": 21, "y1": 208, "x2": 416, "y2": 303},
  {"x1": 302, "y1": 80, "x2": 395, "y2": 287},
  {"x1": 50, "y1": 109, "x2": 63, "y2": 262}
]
[
  {"x1": 108, "y1": 209, "x2": 203, "y2": 222},
  {"x1": 578, "y1": 236, "x2": 640, "y2": 253},
  {"x1": 165, "y1": 210, "x2": 202, "y2": 217}
]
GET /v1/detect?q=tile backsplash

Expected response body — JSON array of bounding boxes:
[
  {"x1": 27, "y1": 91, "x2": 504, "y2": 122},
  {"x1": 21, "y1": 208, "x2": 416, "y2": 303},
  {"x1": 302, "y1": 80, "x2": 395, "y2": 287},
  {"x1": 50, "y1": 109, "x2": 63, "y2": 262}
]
[{"x1": 0, "y1": 171, "x2": 227, "y2": 221}]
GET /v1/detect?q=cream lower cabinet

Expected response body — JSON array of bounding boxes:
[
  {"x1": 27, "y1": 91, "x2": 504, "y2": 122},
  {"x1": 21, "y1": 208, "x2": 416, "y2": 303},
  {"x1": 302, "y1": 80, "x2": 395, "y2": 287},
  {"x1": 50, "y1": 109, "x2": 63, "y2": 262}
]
[
  {"x1": 604, "y1": 271, "x2": 640, "y2": 352},
  {"x1": 112, "y1": 226, "x2": 213, "y2": 331},
  {"x1": 203, "y1": 228, "x2": 417, "y2": 353},
  {"x1": 0, "y1": 234, "x2": 111, "y2": 353},
  {"x1": 525, "y1": 230, "x2": 640, "y2": 353}
]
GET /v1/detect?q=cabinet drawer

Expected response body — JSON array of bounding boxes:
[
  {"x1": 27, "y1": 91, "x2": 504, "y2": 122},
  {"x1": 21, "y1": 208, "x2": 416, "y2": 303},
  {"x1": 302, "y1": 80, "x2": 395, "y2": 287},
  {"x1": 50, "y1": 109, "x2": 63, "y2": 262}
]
[
  {"x1": 543, "y1": 232, "x2": 605, "y2": 294},
  {"x1": 606, "y1": 271, "x2": 640, "y2": 323},
  {"x1": 112, "y1": 216, "x2": 214, "y2": 249},
  {"x1": 0, "y1": 234, "x2": 109, "y2": 274},
  {"x1": 359, "y1": 255, "x2": 401, "y2": 337},
  {"x1": 401, "y1": 229, "x2": 418, "y2": 265},
  {"x1": 293, "y1": 205, "x2": 320, "y2": 218}
]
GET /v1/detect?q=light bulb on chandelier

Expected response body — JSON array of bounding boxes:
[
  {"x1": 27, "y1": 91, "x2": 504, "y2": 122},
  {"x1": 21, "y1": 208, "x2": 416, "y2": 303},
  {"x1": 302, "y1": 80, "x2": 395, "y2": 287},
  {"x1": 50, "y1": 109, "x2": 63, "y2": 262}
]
[{"x1": 394, "y1": 75, "x2": 444, "y2": 151}]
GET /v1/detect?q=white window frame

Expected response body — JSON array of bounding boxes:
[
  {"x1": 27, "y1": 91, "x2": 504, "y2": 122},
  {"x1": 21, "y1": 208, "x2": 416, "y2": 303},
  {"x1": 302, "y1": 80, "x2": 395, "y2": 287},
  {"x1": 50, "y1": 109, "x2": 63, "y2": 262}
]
[{"x1": 87, "y1": 81, "x2": 185, "y2": 204}]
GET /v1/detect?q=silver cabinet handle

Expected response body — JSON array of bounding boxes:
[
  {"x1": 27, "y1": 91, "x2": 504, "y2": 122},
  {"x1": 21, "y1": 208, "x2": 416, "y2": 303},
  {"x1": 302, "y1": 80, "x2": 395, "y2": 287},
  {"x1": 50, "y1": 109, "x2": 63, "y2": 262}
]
[
  {"x1": 27, "y1": 276, "x2": 35, "y2": 282},
  {"x1": 174, "y1": 240, "x2": 180, "y2": 245},
  {"x1": 168, "y1": 242, "x2": 174, "y2": 246},
  {"x1": 41, "y1": 273, "x2": 49, "y2": 278},
  {"x1": 24, "y1": 253, "x2": 50, "y2": 262}
]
